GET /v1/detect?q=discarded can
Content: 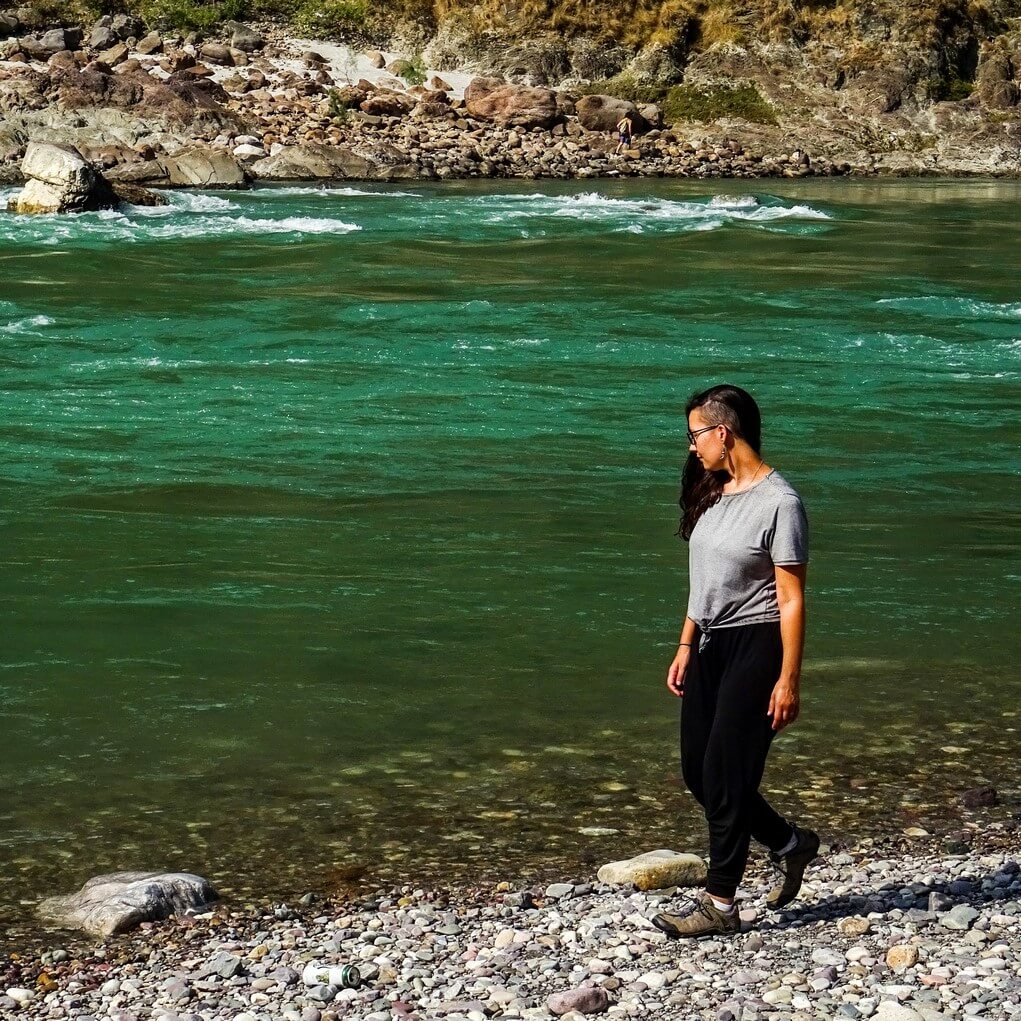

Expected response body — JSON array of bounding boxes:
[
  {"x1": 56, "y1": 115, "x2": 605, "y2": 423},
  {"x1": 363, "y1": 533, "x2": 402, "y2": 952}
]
[
  {"x1": 333, "y1": 964, "x2": 361, "y2": 989},
  {"x1": 301, "y1": 961, "x2": 361, "y2": 989}
]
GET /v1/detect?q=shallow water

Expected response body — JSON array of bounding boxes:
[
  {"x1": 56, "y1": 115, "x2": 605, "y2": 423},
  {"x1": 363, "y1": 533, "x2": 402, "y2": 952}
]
[{"x1": 1, "y1": 178, "x2": 1019, "y2": 945}]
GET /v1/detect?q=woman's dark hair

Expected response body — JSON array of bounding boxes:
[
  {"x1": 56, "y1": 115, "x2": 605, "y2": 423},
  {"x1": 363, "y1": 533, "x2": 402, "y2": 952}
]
[{"x1": 679, "y1": 384, "x2": 762, "y2": 540}]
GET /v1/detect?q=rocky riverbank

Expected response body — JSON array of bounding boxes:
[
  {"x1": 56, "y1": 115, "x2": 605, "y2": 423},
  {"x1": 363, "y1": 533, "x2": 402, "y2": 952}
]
[
  {"x1": 3, "y1": 825, "x2": 1019, "y2": 1021},
  {"x1": 1, "y1": 8, "x2": 1019, "y2": 189}
]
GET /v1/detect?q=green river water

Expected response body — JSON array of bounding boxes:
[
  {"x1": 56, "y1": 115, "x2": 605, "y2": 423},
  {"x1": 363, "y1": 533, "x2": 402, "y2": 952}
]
[{"x1": 1, "y1": 178, "x2": 1019, "y2": 945}]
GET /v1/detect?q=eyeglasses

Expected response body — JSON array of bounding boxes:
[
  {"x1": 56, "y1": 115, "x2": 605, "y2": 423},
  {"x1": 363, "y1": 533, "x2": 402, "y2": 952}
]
[{"x1": 686, "y1": 424, "x2": 720, "y2": 445}]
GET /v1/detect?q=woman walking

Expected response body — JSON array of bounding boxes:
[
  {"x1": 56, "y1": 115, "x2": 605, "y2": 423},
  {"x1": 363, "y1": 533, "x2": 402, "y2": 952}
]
[{"x1": 652, "y1": 384, "x2": 819, "y2": 939}]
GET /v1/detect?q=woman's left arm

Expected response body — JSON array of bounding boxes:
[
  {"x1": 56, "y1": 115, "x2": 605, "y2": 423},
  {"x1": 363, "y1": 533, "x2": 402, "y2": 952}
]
[{"x1": 769, "y1": 563, "x2": 807, "y2": 732}]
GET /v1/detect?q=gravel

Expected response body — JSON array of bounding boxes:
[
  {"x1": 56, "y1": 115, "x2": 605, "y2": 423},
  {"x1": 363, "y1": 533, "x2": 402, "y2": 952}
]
[{"x1": 4, "y1": 829, "x2": 1020, "y2": 1021}]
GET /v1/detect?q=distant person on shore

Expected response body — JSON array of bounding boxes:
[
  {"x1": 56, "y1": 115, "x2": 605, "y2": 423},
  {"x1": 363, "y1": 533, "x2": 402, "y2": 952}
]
[
  {"x1": 652, "y1": 384, "x2": 820, "y2": 938},
  {"x1": 614, "y1": 114, "x2": 634, "y2": 155}
]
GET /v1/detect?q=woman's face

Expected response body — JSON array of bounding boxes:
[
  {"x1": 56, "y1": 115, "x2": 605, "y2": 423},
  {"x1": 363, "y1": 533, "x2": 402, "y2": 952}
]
[{"x1": 687, "y1": 409, "x2": 725, "y2": 468}]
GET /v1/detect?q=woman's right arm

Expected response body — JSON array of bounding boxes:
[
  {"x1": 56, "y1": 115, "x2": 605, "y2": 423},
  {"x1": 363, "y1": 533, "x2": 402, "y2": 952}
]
[{"x1": 666, "y1": 617, "x2": 697, "y2": 697}]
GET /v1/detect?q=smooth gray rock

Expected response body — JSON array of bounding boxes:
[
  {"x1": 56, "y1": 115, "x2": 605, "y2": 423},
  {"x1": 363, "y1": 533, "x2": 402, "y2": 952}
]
[
  {"x1": 90, "y1": 25, "x2": 117, "y2": 50},
  {"x1": 941, "y1": 904, "x2": 980, "y2": 930},
  {"x1": 545, "y1": 883, "x2": 575, "y2": 899},
  {"x1": 227, "y1": 21, "x2": 263, "y2": 52},
  {"x1": 202, "y1": 951, "x2": 244, "y2": 979},
  {"x1": 37, "y1": 871, "x2": 217, "y2": 936}
]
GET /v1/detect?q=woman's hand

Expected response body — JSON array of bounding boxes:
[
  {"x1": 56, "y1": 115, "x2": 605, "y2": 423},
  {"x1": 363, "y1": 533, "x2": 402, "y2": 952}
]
[
  {"x1": 666, "y1": 645, "x2": 691, "y2": 698},
  {"x1": 768, "y1": 679, "x2": 800, "y2": 731}
]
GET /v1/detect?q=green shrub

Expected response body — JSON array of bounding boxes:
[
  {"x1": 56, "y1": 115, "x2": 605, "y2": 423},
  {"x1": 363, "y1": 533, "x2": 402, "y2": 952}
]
[
  {"x1": 292, "y1": 0, "x2": 369, "y2": 37},
  {"x1": 926, "y1": 72, "x2": 974, "y2": 102},
  {"x1": 579, "y1": 74, "x2": 669, "y2": 105},
  {"x1": 138, "y1": 0, "x2": 249, "y2": 31},
  {"x1": 661, "y1": 84, "x2": 778, "y2": 125},
  {"x1": 394, "y1": 54, "x2": 427, "y2": 86},
  {"x1": 327, "y1": 86, "x2": 349, "y2": 120}
]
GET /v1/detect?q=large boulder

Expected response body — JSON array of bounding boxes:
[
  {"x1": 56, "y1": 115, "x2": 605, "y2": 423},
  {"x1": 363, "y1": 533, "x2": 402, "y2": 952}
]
[
  {"x1": 160, "y1": 145, "x2": 247, "y2": 188},
  {"x1": 0, "y1": 124, "x2": 26, "y2": 162},
  {"x1": 136, "y1": 32, "x2": 164, "y2": 56},
  {"x1": 111, "y1": 14, "x2": 144, "y2": 41},
  {"x1": 359, "y1": 91, "x2": 413, "y2": 117},
  {"x1": 199, "y1": 42, "x2": 234, "y2": 67},
  {"x1": 464, "y1": 76, "x2": 559, "y2": 128},
  {"x1": 38, "y1": 872, "x2": 216, "y2": 936},
  {"x1": 20, "y1": 28, "x2": 81, "y2": 59},
  {"x1": 50, "y1": 64, "x2": 244, "y2": 136},
  {"x1": 597, "y1": 849, "x2": 707, "y2": 890},
  {"x1": 109, "y1": 181, "x2": 167, "y2": 206},
  {"x1": 90, "y1": 24, "x2": 117, "y2": 51},
  {"x1": 975, "y1": 47, "x2": 1020, "y2": 109},
  {"x1": 249, "y1": 142, "x2": 416, "y2": 182},
  {"x1": 575, "y1": 94, "x2": 648, "y2": 134},
  {"x1": 226, "y1": 21, "x2": 263, "y2": 52},
  {"x1": 8, "y1": 142, "x2": 116, "y2": 213}
]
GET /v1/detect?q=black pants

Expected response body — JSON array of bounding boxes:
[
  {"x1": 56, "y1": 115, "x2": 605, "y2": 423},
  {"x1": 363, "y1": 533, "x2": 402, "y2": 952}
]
[{"x1": 681, "y1": 622, "x2": 794, "y2": 898}]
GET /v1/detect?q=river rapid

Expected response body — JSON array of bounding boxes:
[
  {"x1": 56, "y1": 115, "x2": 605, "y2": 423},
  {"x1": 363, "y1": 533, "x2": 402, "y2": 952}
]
[{"x1": 1, "y1": 178, "x2": 1018, "y2": 945}]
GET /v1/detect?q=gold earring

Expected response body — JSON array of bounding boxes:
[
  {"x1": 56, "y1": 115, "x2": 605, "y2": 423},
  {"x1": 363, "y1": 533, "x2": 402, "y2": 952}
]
[{"x1": 720, "y1": 448, "x2": 726, "y2": 460}]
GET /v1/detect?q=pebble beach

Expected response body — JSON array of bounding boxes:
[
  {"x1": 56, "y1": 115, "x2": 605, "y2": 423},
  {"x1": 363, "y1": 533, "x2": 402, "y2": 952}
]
[{"x1": 4, "y1": 822, "x2": 1019, "y2": 1021}]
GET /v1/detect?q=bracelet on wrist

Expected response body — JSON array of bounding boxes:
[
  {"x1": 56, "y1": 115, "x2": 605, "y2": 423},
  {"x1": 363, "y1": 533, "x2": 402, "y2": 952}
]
[{"x1": 678, "y1": 642, "x2": 692, "y2": 648}]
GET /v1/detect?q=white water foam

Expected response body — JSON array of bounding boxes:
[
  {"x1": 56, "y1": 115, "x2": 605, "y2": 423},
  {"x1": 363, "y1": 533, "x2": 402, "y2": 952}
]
[
  {"x1": 144, "y1": 215, "x2": 362, "y2": 239},
  {"x1": 0, "y1": 206, "x2": 361, "y2": 244},
  {"x1": 0, "y1": 314, "x2": 54, "y2": 334},
  {"x1": 708, "y1": 194, "x2": 760, "y2": 209},
  {"x1": 472, "y1": 191, "x2": 831, "y2": 231},
  {"x1": 164, "y1": 192, "x2": 234, "y2": 213},
  {"x1": 877, "y1": 296, "x2": 1021, "y2": 319},
  {"x1": 254, "y1": 185, "x2": 421, "y2": 198}
]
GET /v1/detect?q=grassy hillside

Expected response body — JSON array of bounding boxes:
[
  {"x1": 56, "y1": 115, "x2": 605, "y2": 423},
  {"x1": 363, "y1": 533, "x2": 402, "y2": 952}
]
[{"x1": 11, "y1": 0, "x2": 1016, "y2": 88}]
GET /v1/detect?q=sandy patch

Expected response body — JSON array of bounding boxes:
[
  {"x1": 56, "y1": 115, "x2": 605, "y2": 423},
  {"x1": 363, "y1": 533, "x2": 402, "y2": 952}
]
[{"x1": 286, "y1": 38, "x2": 474, "y2": 99}]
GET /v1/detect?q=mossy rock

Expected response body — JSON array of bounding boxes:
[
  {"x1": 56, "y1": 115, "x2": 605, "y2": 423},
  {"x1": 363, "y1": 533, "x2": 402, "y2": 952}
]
[
  {"x1": 926, "y1": 72, "x2": 974, "y2": 102},
  {"x1": 661, "y1": 84, "x2": 778, "y2": 125},
  {"x1": 578, "y1": 73, "x2": 669, "y2": 105}
]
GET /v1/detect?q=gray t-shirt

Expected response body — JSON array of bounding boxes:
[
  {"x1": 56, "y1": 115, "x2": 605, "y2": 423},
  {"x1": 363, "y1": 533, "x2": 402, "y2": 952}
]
[{"x1": 686, "y1": 470, "x2": 808, "y2": 633}]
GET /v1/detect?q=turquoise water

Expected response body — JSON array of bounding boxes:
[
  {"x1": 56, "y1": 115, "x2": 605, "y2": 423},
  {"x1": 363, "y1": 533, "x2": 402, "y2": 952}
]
[{"x1": 1, "y1": 179, "x2": 1019, "y2": 944}]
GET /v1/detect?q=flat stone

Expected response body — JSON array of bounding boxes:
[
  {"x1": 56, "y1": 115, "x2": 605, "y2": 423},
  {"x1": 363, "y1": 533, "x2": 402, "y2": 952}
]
[
  {"x1": 545, "y1": 883, "x2": 575, "y2": 899},
  {"x1": 941, "y1": 905, "x2": 980, "y2": 930},
  {"x1": 547, "y1": 985, "x2": 609, "y2": 1015},
  {"x1": 597, "y1": 849, "x2": 707, "y2": 890},
  {"x1": 838, "y1": 916, "x2": 872, "y2": 936},
  {"x1": 875, "y1": 1004, "x2": 926, "y2": 1021}
]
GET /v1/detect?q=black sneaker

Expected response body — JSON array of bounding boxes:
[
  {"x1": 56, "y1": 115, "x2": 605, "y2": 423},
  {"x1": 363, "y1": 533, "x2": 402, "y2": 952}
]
[
  {"x1": 651, "y1": 893, "x2": 740, "y2": 938},
  {"x1": 766, "y1": 825, "x2": 820, "y2": 909}
]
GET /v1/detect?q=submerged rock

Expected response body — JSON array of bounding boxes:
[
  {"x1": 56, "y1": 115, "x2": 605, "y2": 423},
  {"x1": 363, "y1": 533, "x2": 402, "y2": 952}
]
[
  {"x1": 37, "y1": 871, "x2": 217, "y2": 936},
  {"x1": 597, "y1": 848, "x2": 707, "y2": 890}
]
